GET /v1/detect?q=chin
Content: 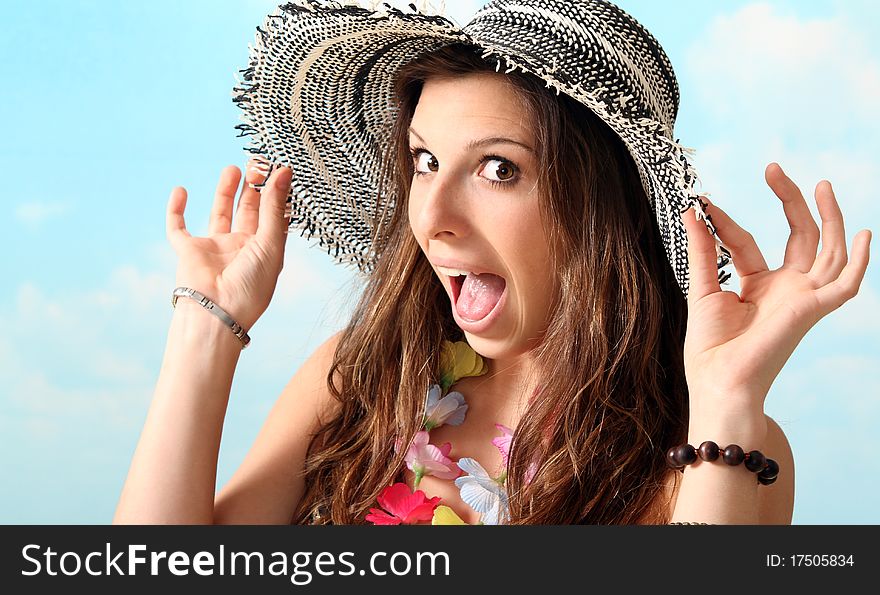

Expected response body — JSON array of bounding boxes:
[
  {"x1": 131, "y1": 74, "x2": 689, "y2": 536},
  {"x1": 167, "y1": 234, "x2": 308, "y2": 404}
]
[{"x1": 461, "y1": 330, "x2": 543, "y2": 365}]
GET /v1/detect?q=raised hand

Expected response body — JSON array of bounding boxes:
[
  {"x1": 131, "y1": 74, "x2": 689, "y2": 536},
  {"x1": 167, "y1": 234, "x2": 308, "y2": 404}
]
[
  {"x1": 165, "y1": 162, "x2": 293, "y2": 331},
  {"x1": 680, "y1": 163, "x2": 871, "y2": 417}
]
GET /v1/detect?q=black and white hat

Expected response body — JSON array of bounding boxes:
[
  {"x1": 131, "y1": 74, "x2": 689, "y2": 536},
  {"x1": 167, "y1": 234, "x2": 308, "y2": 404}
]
[{"x1": 232, "y1": 0, "x2": 730, "y2": 296}]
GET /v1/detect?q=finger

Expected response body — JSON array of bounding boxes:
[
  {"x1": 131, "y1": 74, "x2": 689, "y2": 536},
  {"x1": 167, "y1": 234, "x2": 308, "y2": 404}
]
[
  {"x1": 256, "y1": 166, "x2": 293, "y2": 248},
  {"x1": 208, "y1": 166, "x2": 242, "y2": 235},
  {"x1": 813, "y1": 230, "x2": 872, "y2": 316},
  {"x1": 809, "y1": 180, "x2": 848, "y2": 286},
  {"x1": 681, "y1": 204, "x2": 721, "y2": 303},
  {"x1": 766, "y1": 163, "x2": 820, "y2": 273},
  {"x1": 166, "y1": 186, "x2": 192, "y2": 251},
  {"x1": 702, "y1": 197, "x2": 769, "y2": 279},
  {"x1": 232, "y1": 159, "x2": 268, "y2": 235}
]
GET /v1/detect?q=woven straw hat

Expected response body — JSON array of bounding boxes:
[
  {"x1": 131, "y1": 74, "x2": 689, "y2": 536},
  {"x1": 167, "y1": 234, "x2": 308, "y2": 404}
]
[{"x1": 232, "y1": 0, "x2": 730, "y2": 296}]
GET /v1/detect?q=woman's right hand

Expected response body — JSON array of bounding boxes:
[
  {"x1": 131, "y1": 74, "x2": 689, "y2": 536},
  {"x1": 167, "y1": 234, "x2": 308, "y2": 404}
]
[{"x1": 165, "y1": 161, "x2": 293, "y2": 331}]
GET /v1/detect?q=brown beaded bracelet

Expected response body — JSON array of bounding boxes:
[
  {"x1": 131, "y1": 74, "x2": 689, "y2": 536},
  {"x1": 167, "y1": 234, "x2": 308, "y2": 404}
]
[{"x1": 666, "y1": 441, "x2": 779, "y2": 485}]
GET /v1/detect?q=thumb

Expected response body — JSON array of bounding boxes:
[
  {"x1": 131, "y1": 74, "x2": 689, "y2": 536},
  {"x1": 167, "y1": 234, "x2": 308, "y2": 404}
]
[{"x1": 681, "y1": 201, "x2": 721, "y2": 304}]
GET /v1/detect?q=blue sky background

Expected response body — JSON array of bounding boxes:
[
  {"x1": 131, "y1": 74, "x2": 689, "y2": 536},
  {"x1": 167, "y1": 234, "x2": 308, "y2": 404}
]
[{"x1": 1, "y1": 0, "x2": 877, "y2": 524}]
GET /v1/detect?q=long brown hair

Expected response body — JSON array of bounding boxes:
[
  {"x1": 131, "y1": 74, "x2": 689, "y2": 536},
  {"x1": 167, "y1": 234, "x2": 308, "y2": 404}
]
[{"x1": 292, "y1": 44, "x2": 689, "y2": 525}]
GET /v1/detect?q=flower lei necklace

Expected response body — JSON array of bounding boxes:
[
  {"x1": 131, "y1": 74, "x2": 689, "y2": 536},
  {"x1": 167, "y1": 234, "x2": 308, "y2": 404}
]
[{"x1": 365, "y1": 340, "x2": 511, "y2": 525}]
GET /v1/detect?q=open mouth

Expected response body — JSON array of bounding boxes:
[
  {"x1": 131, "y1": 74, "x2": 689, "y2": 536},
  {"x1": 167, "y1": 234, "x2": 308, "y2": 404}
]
[{"x1": 445, "y1": 271, "x2": 507, "y2": 323}]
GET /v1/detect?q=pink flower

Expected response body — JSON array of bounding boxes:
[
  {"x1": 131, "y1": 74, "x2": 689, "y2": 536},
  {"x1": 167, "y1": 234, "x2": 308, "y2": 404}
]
[
  {"x1": 403, "y1": 431, "x2": 461, "y2": 486},
  {"x1": 492, "y1": 424, "x2": 514, "y2": 467},
  {"x1": 365, "y1": 483, "x2": 441, "y2": 525},
  {"x1": 490, "y1": 424, "x2": 537, "y2": 484}
]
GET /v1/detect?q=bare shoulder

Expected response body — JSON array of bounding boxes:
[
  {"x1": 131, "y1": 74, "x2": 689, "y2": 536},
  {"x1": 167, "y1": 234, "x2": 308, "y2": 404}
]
[
  {"x1": 212, "y1": 330, "x2": 343, "y2": 524},
  {"x1": 758, "y1": 414, "x2": 795, "y2": 524}
]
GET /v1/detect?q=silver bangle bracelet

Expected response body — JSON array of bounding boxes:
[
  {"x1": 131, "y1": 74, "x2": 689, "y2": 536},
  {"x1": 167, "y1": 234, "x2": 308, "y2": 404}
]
[
  {"x1": 668, "y1": 522, "x2": 714, "y2": 525},
  {"x1": 171, "y1": 287, "x2": 251, "y2": 349}
]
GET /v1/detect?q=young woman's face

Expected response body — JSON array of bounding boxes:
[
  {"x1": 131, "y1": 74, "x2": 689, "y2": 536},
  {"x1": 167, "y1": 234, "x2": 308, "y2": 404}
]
[{"x1": 408, "y1": 73, "x2": 557, "y2": 363}]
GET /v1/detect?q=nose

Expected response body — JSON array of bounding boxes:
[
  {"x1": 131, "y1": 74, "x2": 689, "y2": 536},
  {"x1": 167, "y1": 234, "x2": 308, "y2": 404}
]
[{"x1": 409, "y1": 171, "x2": 472, "y2": 241}]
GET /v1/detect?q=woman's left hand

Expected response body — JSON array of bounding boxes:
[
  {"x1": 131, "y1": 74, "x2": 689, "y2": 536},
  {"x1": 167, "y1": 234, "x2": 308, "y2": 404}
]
[{"x1": 680, "y1": 162, "x2": 871, "y2": 416}]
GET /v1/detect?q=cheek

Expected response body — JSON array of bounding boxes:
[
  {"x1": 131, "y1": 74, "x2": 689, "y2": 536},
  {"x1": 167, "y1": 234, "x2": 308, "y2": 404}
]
[
  {"x1": 520, "y1": 271, "x2": 558, "y2": 339},
  {"x1": 512, "y1": 221, "x2": 555, "y2": 318},
  {"x1": 406, "y1": 193, "x2": 422, "y2": 240},
  {"x1": 525, "y1": 269, "x2": 555, "y2": 308},
  {"x1": 539, "y1": 270, "x2": 559, "y2": 314}
]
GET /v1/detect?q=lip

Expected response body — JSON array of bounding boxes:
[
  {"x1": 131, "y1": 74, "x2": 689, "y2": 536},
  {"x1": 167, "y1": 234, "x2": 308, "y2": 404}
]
[{"x1": 429, "y1": 258, "x2": 498, "y2": 276}]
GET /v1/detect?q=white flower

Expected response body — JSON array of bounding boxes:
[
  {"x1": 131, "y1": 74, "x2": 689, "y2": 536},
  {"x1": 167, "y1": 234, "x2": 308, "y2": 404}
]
[
  {"x1": 423, "y1": 384, "x2": 468, "y2": 430},
  {"x1": 454, "y1": 457, "x2": 509, "y2": 525}
]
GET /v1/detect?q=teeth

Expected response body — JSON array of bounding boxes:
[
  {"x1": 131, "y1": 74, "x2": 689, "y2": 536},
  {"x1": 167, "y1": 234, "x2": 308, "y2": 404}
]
[{"x1": 437, "y1": 266, "x2": 471, "y2": 277}]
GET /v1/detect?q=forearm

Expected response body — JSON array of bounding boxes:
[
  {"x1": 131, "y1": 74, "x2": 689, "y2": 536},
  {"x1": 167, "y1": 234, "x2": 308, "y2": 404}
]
[
  {"x1": 113, "y1": 300, "x2": 243, "y2": 524},
  {"x1": 670, "y1": 403, "x2": 769, "y2": 524}
]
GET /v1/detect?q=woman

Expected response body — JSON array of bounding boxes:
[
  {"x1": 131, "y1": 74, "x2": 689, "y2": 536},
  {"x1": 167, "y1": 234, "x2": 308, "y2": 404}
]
[{"x1": 113, "y1": 0, "x2": 871, "y2": 525}]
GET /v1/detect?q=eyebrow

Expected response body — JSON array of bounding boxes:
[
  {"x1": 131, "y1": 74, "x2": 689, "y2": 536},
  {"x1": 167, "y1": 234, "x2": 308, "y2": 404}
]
[{"x1": 408, "y1": 127, "x2": 535, "y2": 154}]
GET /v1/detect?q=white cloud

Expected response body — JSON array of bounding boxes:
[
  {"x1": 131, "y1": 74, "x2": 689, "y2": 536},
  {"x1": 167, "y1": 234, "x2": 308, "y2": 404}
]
[
  {"x1": 14, "y1": 201, "x2": 71, "y2": 226},
  {"x1": 771, "y1": 351, "x2": 880, "y2": 423},
  {"x1": 5, "y1": 361, "x2": 150, "y2": 428},
  {"x1": 825, "y1": 279, "x2": 880, "y2": 335},
  {"x1": 689, "y1": 3, "x2": 880, "y2": 131},
  {"x1": 0, "y1": 230, "x2": 355, "y2": 525},
  {"x1": 3, "y1": 235, "x2": 354, "y2": 426},
  {"x1": 683, "y1": 2, "x2": 880, "y2": 332},
  {"x1": 275, "y1": 241, "x2": 343, "y2": 304},
  {"x1": 7, "y1": 280, "x2": 163, "y2": 426}
]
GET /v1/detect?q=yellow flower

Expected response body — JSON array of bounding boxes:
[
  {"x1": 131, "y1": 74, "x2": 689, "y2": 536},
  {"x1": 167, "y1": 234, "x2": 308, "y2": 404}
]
[
  {"x1": 439, "y1": 340, "x2": 489, "y2": 391},
  {"x1": 431, "y1": 505, "x2": 468, "y2": 525}
]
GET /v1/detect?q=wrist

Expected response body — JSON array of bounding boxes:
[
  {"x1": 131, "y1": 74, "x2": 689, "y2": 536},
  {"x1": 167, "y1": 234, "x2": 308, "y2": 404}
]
[
  {"x1": 687, "y1": 407, "x2": 768, "y2": 450},
  {"x1": 172, "y1": 287, "x2": 252, "y2": 348},
  {"x1": 171, "y1": 299, "x2": 246, "y2": 357},
  {"x1": 687, "y1": 383, "x2": 768, "y2": 414}
]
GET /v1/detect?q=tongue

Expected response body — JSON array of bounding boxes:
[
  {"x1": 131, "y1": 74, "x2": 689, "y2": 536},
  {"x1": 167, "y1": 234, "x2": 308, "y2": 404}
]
[{"x1": 455, "y1": 273, "x2": 506, "y2": 322}]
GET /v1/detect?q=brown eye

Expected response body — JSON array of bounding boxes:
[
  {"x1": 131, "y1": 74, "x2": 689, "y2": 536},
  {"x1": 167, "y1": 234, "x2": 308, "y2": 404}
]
[
  {"x1": 496, "y1": 162, "x2": 514, "y2": 180},
  {"x1": 414, "y1": 151, "x2": 438, "y2": 173},
  {"x1": 482, "y1": 159, "x2": 517, "y2": 182}
]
